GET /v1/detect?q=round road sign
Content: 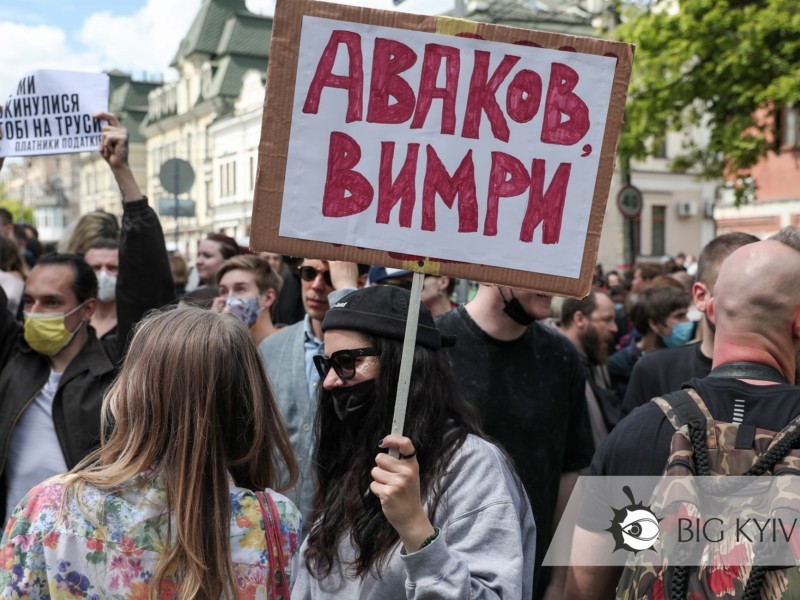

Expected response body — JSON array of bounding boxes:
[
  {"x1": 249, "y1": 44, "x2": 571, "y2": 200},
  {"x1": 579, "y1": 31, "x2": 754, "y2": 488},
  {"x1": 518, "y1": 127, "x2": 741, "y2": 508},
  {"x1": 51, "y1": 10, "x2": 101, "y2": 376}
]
[
  {"x1": 159, "y1": 158, "x2": 195, "y2": 195},
  {"x1": 617, "y1": 184, "x2": 643, "y2": 219}
]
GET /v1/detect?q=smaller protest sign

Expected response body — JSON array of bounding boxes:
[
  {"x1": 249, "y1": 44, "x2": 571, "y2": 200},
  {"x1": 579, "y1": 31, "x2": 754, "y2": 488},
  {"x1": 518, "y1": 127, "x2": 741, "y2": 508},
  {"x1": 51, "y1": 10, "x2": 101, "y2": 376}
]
[{"x1": 0, "y1": 70, "x2": 109, "y2": 158}]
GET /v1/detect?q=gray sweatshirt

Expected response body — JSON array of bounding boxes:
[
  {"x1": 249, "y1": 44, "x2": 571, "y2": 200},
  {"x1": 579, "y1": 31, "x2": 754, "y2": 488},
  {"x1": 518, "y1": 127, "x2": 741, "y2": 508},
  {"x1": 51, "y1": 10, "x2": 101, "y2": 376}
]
[{"x1": 291, "y1": 434, "x2": 536, "y2": 599}]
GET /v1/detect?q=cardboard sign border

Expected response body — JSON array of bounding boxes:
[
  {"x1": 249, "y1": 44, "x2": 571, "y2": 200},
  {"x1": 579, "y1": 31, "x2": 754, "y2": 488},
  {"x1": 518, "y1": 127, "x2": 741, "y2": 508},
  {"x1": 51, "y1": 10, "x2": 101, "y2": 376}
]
[{"x1": 251, "y1": 0, "x2": 633, "y2": 297}]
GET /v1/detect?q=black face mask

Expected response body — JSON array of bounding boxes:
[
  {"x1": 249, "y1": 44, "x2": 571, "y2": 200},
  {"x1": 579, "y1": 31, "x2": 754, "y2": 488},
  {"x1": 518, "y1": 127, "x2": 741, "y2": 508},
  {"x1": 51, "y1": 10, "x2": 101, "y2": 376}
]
[
  {"x1": 502, "y1": 295, "x2": 535, "y2": 326},
  {"x1": 330, "y1": 379, "x2": 377, "y2": 426}
]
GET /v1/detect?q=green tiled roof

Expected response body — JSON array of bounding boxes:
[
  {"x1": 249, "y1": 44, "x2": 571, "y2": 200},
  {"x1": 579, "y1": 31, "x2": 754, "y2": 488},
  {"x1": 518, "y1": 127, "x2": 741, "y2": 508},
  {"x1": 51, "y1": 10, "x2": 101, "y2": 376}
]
[
  {"x1": 122, "y1": 82, "x2": 158, "y2": 112},
  {"x1": 217, "y1": 12, "x2": 272, "y2": 58},
  {"x1": 104, "y1": 73, "x2": 160, "y2": 142},
  {"x1": 110, "y1": 80, "x2": 158, "y2": 113},
  {"x1": 121, "y1": 111, "x2": 150, "y2": 143},
  {"x1": 107, "y1": 70, "x2": 132, "y2": 92},
  {"x1": 206, "y1": 54, "x2": 268, "y2": 99},
  {"x1": 144, "y1": 0, "x2": 273, "y2": 123},
  {"x1": 172, "y1": 0, "x2": 249, "y2": 66}
]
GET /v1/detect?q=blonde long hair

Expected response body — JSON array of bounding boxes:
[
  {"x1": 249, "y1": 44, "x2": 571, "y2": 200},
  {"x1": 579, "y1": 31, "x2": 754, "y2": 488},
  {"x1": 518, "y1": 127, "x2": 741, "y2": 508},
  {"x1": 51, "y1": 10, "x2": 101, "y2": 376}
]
[
  {"x1": 59, "y1": 210, "x2": 120, "y2": 255},
  {"x1": 66, "y1": 307, "x2": 298, "y2": 600}
]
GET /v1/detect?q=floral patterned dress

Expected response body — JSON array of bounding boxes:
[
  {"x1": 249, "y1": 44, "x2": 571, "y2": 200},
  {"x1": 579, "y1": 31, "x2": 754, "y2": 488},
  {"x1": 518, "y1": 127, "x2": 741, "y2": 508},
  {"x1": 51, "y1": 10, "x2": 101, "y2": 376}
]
[{"x1": 0, "y1": 472, "x2": 302, "y2": 599}]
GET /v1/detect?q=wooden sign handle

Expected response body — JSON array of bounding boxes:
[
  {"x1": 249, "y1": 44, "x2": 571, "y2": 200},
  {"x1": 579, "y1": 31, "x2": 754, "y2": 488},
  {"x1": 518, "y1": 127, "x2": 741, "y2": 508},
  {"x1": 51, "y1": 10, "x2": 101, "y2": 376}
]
[{"x1": 388, "y1": 271, "x2": 425, "y2": 458}]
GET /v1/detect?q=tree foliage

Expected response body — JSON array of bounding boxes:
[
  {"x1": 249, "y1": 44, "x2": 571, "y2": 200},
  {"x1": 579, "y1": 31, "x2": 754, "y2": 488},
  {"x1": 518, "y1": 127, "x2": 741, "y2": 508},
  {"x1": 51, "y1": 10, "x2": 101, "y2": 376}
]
[
  {"x1": 614, "y1": 0, "x2": 800, "y2": 195},
  {"x1": 0, "y1": 195, "x2": 34, "y2": 225}
]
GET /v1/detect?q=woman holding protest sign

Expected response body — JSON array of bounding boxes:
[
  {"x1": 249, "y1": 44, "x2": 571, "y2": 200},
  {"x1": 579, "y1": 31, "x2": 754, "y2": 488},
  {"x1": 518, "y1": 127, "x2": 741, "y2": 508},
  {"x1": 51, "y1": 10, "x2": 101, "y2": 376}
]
[{"x1": 291, "y1": 285, "x2": 536, "y2": 598}]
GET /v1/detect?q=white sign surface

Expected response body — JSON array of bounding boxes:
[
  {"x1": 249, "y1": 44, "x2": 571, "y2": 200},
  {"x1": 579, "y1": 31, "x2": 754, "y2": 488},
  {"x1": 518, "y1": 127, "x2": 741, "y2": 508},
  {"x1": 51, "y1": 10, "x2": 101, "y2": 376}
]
[
  {"x1": 279, "y1": 17, "x2": 617, "y2": 278},
  {"x1": 0, "y1": 70, "x2": 109, "y2": 157}
]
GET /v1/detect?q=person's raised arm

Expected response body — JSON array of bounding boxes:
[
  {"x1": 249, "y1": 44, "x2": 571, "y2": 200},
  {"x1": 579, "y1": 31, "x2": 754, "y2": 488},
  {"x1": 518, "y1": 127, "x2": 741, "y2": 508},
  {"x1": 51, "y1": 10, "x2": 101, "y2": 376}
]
[
  {"x1": 92, "y1": 112, "x2": 174, "y2": 360},
  {"x1": 94, "y1": 111, "x2": 141, "y2": 202},
  {"x1": 327, "y1": 260, "x2": 363, "y2": 306}
]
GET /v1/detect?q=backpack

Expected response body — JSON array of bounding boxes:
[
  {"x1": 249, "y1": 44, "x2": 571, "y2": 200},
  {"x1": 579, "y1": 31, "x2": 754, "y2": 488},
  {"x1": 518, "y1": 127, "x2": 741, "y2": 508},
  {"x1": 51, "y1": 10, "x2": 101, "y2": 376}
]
[{"x1": 616, "y1": 362, "x2": 800, "y2": 600}]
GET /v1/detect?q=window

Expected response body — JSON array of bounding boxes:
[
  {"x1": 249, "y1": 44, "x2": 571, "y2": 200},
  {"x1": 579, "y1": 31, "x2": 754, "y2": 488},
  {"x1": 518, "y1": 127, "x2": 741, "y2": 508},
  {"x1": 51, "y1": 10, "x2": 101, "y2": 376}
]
[
  {"x1": 219, "y1": 160, "x2": 237, "y2": 198},
  {"x1": 781, "y1": 105, "x2": 800, "y2": 148},
  {"x1": 651, "y1": 205, "x2": 666, "y2": 256},
  {"x1": 249, "y1": 155, "x2": 255, "y2": 191},
  {"x1": 652, "y1": 135, "x2": 667, "y2": 159}
]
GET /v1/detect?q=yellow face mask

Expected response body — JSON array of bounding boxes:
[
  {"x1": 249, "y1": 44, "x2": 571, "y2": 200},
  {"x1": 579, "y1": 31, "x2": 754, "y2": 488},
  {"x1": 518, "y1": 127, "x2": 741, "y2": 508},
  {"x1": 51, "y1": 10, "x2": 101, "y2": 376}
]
[{"x1": 23, "y1": 301, "x2": 87, "y2": 356}]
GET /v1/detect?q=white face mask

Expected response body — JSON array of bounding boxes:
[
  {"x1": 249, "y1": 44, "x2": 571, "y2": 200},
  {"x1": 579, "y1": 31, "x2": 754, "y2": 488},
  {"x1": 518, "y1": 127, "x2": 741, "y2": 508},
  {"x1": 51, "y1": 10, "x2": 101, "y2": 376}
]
[{"x1": 96, "y1": 270, "x2": 117, "y2": 302}]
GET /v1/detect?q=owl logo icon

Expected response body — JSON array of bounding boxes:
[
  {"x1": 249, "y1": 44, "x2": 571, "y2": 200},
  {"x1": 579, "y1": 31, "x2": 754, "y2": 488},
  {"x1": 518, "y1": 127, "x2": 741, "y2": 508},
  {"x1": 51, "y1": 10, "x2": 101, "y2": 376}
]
[{"x1": 606, "y1": 486, "x2": 661, "y2": 553}]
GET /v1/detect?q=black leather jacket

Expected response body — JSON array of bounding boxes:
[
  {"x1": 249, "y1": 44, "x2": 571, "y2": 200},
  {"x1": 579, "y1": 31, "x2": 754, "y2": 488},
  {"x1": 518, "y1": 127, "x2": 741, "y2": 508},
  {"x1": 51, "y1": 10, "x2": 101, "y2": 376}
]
[{"x1": 0, "y1": 198, "x2": 174, "y2": 521}]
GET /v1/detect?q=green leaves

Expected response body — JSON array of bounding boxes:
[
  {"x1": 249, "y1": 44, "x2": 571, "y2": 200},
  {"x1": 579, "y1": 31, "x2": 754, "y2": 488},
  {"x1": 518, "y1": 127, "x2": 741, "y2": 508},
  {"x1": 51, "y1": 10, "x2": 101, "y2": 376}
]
[
  {"x1": 614, "y1": 0, "x2": 800, "y2": 201},
  {"x1": 0, "y1": 197, "x2": 33, "y2": 224}
]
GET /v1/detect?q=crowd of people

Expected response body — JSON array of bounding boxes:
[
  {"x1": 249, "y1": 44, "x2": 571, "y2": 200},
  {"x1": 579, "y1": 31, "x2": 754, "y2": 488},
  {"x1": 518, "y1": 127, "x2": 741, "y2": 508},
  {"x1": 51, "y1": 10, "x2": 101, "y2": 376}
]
[{"x1": 2, "y1": 115, "x2": 800, "y2": 600}]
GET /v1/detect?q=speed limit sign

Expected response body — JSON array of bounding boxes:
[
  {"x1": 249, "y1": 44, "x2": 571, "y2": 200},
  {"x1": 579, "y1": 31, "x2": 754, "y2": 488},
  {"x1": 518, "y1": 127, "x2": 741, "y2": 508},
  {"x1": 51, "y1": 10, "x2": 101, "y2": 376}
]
[{"x1": 617, "y1": 184, "x2": 643, "y2": 219}]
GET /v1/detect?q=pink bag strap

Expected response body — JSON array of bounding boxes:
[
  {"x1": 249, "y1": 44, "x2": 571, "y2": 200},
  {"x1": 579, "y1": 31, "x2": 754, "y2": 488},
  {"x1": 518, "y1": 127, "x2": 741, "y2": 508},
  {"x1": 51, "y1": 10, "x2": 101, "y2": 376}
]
[{"x1": 255, "y1": 491, "x2": 291, "y2": 599}]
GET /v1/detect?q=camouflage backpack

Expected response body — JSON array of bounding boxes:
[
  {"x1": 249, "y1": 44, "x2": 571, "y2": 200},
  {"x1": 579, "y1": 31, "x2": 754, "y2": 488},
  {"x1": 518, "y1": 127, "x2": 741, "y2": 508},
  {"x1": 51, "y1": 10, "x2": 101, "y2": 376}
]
[{"x1": 617, "y1": 362, "x2": 800, "y2": 600}]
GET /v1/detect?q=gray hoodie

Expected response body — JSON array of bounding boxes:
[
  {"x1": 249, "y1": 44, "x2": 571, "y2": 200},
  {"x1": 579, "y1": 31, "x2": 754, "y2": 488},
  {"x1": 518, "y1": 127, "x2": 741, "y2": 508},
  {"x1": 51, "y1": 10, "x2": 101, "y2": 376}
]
[{"x1": 291, "y1": 434, "x2": 536, "y2": 599}]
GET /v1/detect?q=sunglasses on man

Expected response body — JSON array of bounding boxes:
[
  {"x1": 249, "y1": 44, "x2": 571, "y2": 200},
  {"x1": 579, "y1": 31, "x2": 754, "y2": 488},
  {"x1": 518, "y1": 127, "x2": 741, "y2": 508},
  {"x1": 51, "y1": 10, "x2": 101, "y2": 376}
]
[
  {"x1": 299, "y1": 265, "x2": 333, "y2": 287},
  {"x1": 313, "y1": 348, "x2": 380, "y2": 380}
]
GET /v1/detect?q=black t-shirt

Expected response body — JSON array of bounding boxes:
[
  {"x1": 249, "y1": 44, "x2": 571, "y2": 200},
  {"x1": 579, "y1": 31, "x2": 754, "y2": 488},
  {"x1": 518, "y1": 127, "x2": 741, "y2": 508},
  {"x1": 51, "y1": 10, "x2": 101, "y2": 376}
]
[
  {"x1": 622, "y1": 341, "x2": 712, "y2": 415},
  {"x1": 436, "y1": 306, "x2": 594, "y2": 596},
  {"x1": 579, "y1": 377, "x2": 800, "y2": 532},
  {"x1": 593, "y1": 377, "x2": 800, "y2": 477}
]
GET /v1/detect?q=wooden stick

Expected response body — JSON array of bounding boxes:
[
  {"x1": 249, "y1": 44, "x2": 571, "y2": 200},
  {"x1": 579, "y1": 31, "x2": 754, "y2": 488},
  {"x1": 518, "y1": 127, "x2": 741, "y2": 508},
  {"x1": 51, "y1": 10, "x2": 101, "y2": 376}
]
[{"x1": 389, "y1": 271, "x2": 425, "y2": 458}]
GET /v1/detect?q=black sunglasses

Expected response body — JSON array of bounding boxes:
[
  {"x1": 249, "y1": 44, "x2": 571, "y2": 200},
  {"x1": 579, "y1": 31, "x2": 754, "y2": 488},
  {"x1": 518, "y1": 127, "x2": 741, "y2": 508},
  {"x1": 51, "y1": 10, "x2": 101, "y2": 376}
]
[
  {"x1": 313, "y1": 348, "x2": 380, "y2": 380},
  {"x1": 299, "y1": 265, "x2": 333, "y2": 287}
]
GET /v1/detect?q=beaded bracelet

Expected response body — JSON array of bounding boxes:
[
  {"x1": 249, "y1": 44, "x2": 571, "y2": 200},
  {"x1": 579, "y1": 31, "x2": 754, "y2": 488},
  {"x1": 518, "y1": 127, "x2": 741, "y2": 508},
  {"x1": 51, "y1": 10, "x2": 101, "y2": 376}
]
[
  {"x1": 419, "y1": 528, "x2": 440, "y2": 550},
  {"x1": 401, "y1": 528, "x2": 440, "y2": 555}
]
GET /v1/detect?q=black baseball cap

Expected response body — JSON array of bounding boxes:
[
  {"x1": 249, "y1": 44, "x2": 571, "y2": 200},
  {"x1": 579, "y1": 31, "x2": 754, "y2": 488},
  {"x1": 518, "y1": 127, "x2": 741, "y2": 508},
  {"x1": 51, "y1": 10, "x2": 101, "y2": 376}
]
[{"x1": 321, "y1": 285, "x2": 455, "y2": 350}]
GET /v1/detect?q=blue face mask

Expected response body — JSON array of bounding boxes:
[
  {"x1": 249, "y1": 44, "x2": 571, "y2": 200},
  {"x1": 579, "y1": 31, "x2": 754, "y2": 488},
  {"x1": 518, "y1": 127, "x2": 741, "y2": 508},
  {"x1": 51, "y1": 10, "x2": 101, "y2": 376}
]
[
  {"x1": 660, "y1": 320, "x2": 694, "y2": 348},
  {"x1": 613, "y1": 302, "x2": 625, "y2": 312},
  {"x1": 225, "y1": 296, "x2": 261, "y2": 327}
]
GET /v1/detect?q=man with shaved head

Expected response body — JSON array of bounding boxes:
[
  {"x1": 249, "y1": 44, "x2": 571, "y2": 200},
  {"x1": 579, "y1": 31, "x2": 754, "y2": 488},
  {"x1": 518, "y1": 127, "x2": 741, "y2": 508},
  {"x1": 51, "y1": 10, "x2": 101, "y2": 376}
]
[{"x1": 565, "y1": 228, "x2": 800, "y2": 599}]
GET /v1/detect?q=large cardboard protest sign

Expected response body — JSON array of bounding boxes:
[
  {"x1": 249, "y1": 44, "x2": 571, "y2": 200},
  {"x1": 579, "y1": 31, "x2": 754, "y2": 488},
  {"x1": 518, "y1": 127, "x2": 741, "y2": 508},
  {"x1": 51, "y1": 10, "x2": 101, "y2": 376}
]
[
  {"x1": 251, "y1": 0, "x2": 633, "y2": 296},
  {"x1": 0, "y1": 70, "x2": 109, "y2": 158}
]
